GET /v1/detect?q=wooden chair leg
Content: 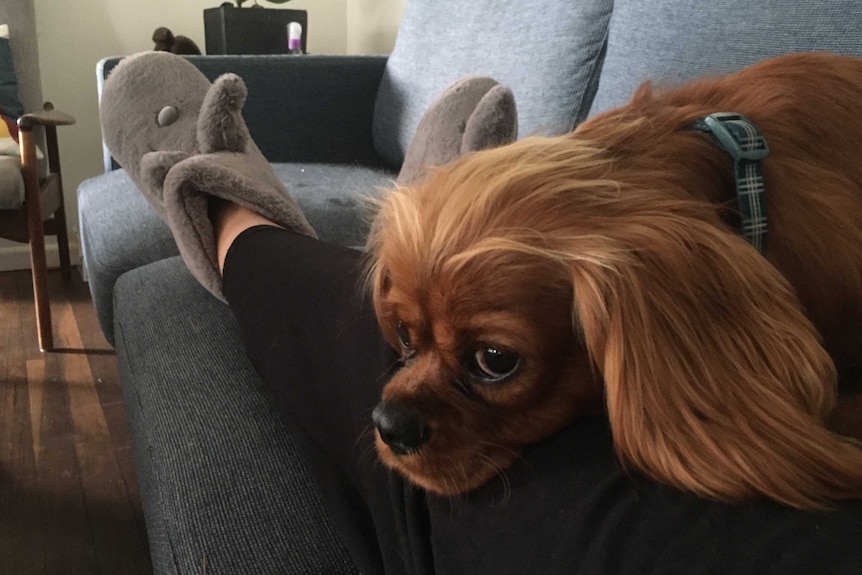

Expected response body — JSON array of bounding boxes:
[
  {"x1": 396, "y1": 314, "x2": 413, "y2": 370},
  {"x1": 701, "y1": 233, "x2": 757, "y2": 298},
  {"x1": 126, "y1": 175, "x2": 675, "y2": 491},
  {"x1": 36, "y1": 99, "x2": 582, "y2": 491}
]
[
  {"x1": 28, "y1": 237, "x2": 53, "y2": 352},
  {"x1": 21, "y1": 125, "x2": 53, "y2": 351},
  {"x1": 46, "y1": 124, "x2": 72, "y2": 284},
  {"x1": 55, "y1": 206, "x2": 72, "y2": 284}
]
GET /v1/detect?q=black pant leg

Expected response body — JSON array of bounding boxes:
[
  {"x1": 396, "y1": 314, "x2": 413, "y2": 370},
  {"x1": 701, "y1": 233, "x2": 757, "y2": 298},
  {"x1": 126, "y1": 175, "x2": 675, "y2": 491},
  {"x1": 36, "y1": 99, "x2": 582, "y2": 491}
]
[{"x1": 222, "y1": 226, "x2": 432, "y2": 575}]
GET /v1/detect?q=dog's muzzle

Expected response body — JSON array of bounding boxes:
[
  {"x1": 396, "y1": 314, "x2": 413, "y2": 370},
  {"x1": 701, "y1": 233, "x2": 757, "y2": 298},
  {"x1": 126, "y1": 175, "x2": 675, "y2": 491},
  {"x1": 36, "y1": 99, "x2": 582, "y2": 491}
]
[{"x1": 372, "y1": 400, "x2": 429, "y2": 455}]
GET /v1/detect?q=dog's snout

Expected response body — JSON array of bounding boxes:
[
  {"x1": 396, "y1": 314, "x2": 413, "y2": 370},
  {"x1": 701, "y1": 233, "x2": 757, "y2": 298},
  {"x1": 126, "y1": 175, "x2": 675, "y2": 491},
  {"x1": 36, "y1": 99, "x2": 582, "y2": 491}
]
[{"x1": 372, "y1": 401, "x2": 429, "y2": 455}]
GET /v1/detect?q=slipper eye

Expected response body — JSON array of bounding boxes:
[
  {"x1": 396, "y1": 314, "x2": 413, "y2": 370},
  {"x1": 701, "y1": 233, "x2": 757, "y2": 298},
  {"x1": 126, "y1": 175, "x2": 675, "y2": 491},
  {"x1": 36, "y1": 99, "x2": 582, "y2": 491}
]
[
  {"x1": 470, "y1": 347, "x2": 521, "y2": 382},
  {"x1": 157, "y1": 105, "x2": 179, "y2": 127}
]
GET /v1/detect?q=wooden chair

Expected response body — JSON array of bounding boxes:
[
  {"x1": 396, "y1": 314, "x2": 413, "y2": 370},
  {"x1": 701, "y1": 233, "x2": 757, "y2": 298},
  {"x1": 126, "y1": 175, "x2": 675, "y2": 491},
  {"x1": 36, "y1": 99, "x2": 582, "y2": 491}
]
[
  {"x1": 0, "y1": 104, "x2": 74, "y2": 351},
  {"x1": 0, "y1": 1, "x2": 76, "y2": 351}
]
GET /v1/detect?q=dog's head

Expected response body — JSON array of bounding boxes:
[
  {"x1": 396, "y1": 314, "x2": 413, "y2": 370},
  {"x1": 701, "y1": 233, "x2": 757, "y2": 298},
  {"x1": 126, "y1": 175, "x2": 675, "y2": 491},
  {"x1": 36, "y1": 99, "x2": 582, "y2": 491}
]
[
  {"x1": 367, "y1": 134, "x2": 850, "y2": 507},
  {"x1": 367, "y1": 212, "x2": 602, "y2": 494}
]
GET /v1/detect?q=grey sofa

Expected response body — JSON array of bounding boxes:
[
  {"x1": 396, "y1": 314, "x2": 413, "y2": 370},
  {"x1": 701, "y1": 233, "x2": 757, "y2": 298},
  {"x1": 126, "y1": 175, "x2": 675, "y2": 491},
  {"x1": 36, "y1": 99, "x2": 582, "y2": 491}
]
[{"x1": 78, "y1": 0, "x2": 862, "y2": 572}]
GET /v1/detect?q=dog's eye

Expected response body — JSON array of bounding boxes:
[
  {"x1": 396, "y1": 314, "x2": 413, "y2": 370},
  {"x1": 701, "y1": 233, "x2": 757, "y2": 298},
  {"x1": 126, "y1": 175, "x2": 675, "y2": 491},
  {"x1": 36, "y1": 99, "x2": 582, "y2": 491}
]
[
  {"x1": 470, "y1": 347, "x2": 521, "y2": 382},
  {"x1": 396, "y1": 321, "x2": 413, "y2": 353}
]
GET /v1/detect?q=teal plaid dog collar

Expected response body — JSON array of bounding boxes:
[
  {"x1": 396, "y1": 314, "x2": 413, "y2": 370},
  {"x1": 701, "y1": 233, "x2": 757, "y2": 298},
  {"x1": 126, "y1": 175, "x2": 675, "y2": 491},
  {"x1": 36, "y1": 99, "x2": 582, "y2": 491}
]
[{"x1": 692, "y1": 113, "x2": 770, "y2": 253}]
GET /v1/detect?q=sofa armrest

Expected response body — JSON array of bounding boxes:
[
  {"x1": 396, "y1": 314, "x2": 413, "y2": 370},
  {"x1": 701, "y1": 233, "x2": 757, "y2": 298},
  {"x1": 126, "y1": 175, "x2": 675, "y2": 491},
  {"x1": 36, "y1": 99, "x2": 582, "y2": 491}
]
[{"x1": 97, "y1": 55, "x2": 389, "y2": 172}]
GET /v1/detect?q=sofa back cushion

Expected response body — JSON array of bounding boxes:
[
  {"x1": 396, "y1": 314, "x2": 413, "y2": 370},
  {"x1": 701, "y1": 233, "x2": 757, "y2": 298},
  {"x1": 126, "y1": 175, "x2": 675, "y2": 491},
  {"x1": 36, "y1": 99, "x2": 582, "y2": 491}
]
[
  {"x1": 373, "y1": 0, "x2": 613, "y2": 169},
  {"x1": 590, "y1": 0, "x2": 862, "y2": 115}
]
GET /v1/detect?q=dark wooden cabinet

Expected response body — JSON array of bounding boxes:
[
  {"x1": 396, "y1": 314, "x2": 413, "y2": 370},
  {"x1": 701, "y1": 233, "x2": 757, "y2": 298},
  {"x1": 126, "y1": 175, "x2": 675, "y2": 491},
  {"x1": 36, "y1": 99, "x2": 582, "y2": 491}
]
[{"x1": 204, "y1": 6, "x2": 308, "y2": 55}]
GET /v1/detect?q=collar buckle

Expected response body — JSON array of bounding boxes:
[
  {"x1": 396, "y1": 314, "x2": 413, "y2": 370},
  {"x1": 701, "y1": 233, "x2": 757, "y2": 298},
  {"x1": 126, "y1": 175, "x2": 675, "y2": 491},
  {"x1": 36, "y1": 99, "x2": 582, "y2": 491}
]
[{"x1": 694, "y1": 113, "x2": 770, "y2": 161}]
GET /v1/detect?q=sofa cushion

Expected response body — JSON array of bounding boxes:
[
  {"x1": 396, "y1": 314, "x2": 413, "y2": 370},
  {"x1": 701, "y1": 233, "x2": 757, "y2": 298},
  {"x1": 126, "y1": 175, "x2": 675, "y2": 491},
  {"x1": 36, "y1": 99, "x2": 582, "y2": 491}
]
[
  {"x1": 113, "y1": 256, "x2": 356, "y2": 574},
  {"x1": 373, "y1": 0, "x2": 613, "y2": 168},
  {"x1": 78, "y1": 169, "x2": 178, "y2": 343},
  {"x1": 590, "y1": 0, "x2": 862, "y2": 114},
  {"x1": 79, "y1": 163, "x2": 395, "y2": 344},
  {"x1": 274, "y1": 162, "x2": 396, "y2": 249}
]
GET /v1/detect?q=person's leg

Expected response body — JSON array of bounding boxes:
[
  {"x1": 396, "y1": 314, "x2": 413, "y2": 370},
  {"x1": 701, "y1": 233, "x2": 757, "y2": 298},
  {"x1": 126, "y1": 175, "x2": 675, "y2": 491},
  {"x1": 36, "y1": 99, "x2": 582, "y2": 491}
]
[
  {"x1": 210, "y1": 197, "x2": 283, "y2": 272},
  {"x1": 212, "y1": 199, "x2": 430, "y2": 575}
]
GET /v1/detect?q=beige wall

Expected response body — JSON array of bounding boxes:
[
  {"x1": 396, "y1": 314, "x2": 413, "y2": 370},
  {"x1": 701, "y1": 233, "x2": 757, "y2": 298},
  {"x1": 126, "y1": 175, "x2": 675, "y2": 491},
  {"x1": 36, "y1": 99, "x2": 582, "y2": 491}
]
[
  {"x1": 347, "y1": 0, "x2": 407, "y2": 55},
  {"x1": 2, "y1": 0, "x2": 404, "y2": 269}
]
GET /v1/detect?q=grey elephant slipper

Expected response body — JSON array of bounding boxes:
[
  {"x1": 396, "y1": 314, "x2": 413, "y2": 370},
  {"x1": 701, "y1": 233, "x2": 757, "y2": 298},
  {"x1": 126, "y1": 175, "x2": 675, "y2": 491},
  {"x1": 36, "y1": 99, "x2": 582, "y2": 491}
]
[
  {"x1": 100, "y1": 52, "x2": 315, "y2": 300},
  {"x1": 397, "y1": 76, "x2": 518, "y2": 186}
]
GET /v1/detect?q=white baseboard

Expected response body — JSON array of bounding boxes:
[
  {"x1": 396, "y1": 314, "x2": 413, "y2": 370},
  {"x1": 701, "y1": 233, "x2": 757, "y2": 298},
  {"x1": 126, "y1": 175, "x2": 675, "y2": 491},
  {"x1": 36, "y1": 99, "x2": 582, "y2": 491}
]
[{"x1": 0, "y1": 239, "x2": 82, "y2": 272}]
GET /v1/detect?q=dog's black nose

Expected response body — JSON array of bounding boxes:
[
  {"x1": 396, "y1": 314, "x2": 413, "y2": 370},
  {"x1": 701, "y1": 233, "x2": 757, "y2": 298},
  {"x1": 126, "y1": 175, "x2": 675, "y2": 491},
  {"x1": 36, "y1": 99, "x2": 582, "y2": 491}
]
[{"x1": 372, "y1": 401, "x2": 429, "y2": 456}]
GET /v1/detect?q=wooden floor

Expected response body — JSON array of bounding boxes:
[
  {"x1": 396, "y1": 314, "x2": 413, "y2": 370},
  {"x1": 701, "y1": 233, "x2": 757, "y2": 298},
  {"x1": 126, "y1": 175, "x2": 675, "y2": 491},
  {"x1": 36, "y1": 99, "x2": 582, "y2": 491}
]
[{"x1": 0, "y1": 269, "x2": 152, "y2": 574}]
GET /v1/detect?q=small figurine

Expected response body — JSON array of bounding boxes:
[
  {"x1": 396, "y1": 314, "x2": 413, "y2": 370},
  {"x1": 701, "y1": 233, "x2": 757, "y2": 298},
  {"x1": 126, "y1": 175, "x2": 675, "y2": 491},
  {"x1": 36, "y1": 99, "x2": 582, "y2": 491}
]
[{"x1": 152, "y1": 27, "x2": 202, "y2": 55}]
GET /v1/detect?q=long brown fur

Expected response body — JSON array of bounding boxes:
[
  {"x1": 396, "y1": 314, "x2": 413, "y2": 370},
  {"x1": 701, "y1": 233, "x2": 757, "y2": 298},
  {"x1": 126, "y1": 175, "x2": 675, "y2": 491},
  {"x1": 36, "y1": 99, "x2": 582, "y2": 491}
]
[{"x1": 366, "y1": 52, "x2": 862, "y2": 509}]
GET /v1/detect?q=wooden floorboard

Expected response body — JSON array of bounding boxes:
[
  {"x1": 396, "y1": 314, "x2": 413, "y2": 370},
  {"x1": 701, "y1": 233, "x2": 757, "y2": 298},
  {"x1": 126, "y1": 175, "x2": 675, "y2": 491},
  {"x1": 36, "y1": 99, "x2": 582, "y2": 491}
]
[
  {"x1": 0, "y1": 272, "x2": 45, "y2": 574},
  {"x1": 0, "y1": 269, "x2": 151, "y2": 574}
]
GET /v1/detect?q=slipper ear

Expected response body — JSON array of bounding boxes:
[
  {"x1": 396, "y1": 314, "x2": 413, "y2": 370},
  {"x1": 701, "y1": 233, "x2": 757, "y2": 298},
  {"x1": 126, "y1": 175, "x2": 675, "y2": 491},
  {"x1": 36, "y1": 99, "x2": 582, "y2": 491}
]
[
  {"x1": 461, "y1": 83, "x2": 518, "y2": 155},
  {"x1": 197, "y1": 73, "x2": 250, "y2": 154},
  {"x1": 568, "y1": 213, "x2": 862, "y2": 509},
  {"x1": 397, "y1": 76, "x2": 517, "y2": 186}
]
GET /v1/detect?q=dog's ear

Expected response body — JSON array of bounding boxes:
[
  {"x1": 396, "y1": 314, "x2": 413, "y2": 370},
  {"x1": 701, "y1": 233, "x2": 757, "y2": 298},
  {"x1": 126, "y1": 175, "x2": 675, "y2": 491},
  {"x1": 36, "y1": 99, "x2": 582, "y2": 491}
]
[{"x1": 568, "y1": 215, "x2": 862, "y2": 508}]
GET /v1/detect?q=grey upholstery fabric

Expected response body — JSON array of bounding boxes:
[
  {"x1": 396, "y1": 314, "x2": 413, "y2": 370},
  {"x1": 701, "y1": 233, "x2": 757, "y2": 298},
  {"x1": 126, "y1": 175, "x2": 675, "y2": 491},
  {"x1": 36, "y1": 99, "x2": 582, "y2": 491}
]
[
  {"x1": 590, "y1": 0, "x2": 862, "y2": 115},
  {"x1": 114, "y1": 257, "x2": 356, "y2": 574},
  {"x1": 272, "y1": 162, "x2": 395, "y2": 249},
  {"x1": 373, "y1": 0, "x2": 613, "y2": 168},
  {"x1": 78, "y1": 164, "x2": 394, "y2": 344},
  {"x1": 78, "y1": 169, "x2": 178, "y2": 343}
]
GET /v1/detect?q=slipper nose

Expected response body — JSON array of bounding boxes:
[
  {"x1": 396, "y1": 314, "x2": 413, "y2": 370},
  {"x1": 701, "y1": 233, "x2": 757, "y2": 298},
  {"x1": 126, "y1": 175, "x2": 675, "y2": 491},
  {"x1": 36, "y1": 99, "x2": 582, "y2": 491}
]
[{"x1": 372, "y1": 401, "x2": 429, "y2": 455}]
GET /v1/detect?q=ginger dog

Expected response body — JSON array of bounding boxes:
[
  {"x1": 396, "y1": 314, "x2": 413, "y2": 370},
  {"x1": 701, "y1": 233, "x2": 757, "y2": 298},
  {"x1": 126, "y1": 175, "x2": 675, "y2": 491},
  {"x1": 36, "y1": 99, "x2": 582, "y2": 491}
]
[{"x1": 367, "y1": 52, "x2": 862, "y2": 509}]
